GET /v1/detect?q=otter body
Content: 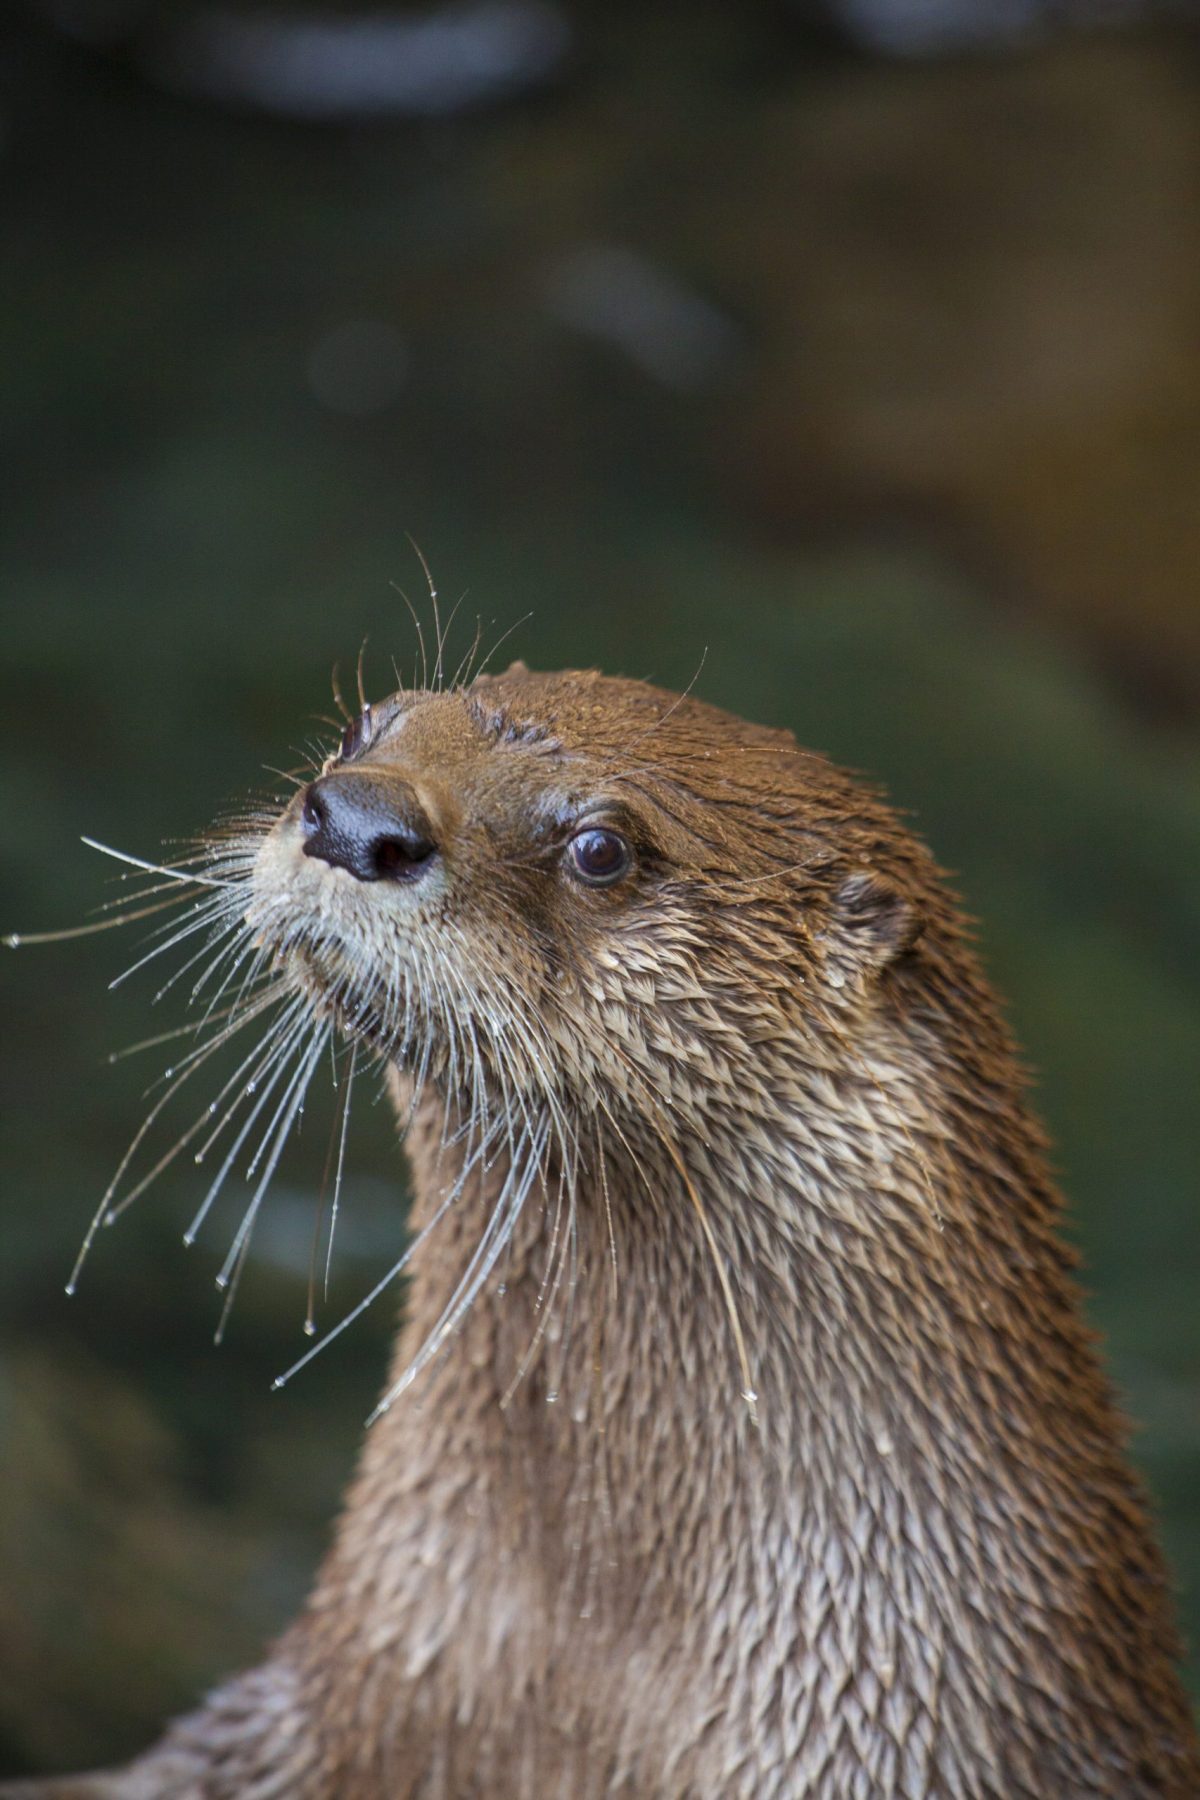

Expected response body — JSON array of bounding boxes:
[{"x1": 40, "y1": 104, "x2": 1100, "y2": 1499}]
[{"x1": 10, "y1": 669, "x2": 1198, "y2": 1797}]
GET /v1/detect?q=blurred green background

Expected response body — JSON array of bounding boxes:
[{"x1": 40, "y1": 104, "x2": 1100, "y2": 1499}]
[{"x1": 2, "y1": 0, "x2": 1198, "y2": 1775}]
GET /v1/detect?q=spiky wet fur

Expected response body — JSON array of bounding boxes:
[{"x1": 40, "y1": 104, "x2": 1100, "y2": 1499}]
[{"x1": 8, "y1": 667, "x2": 1198, "y2": 1798}]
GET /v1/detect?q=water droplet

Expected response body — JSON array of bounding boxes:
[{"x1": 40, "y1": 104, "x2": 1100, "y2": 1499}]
[
  {"x1": 875, "y1": 1432, "x2": 894, "y2": 1457},
  {"x1": 215, "y1": 1274, "x2": 228, "y2": 1291},
  {"x1": 246, "y1": 1080, "x2": 257, "y2": 1094},
  {"x1": 546, "y1": 1390, "x2": 559, "y2": 1405},
  {"x1": 182, "y1": 1231, "x2": 195, "y2": 1247},
  {"x1": 742, "y1": 1388, "x2": 757, "y2": 1406},
  {"x1": 303, "y1": 1319, "x2": 316, "y2": 1337},
  {"x1": 6, "y1": 934, "x2": 21, "y2": 948},
  {"x1": 64, "y1": 1280, "x2": 76, "y2": 1297},
  {"x1": 163, "y1": 1066, "x2": 174, "y2": 1078},
  {"x1": 208, "y1": 1102, "x2": 217, "y2": 1115},
  {"x1": 496, "y1": 1282, "x2": 507, "y2": 1296},
  {"x1": 194, "y1": 1152, "x2": 205, "y2": 1164},
  {"x1": 827, "y1": 967, "x2": 845, "y2": 989}
]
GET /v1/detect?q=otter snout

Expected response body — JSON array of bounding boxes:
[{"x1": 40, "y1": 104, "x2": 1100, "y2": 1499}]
[{"x1": 301, "y1": 771, "x2": 437, "y2": 884}]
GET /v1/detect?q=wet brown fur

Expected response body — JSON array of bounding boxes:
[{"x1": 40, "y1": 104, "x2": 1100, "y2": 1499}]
[{"x1": 8, "y1": 668, "x2": 1198, "y2": 1797}]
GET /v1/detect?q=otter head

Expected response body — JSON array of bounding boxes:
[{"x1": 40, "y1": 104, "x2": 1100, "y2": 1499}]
[{"x1": 248, "y1": 664, "x2": 934, "y2": 1151}]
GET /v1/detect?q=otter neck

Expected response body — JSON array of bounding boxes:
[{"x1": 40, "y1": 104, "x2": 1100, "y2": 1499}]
[{"x1": 354, "y1": 1033, "x2": 1049, "y2": 1571}]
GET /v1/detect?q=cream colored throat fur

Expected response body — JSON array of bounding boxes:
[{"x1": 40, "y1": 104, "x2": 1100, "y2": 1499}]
[{"x1": 7, "y1": 667, "x2": 1197, "y2": 1800}]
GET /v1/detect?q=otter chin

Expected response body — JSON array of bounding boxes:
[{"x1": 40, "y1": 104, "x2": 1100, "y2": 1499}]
[{"x1": 7, "y1": 664, "x2": 1198, "y2": 1799}]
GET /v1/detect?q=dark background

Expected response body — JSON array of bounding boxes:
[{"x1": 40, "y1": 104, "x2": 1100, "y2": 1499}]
[{"x1": 2, "y1": 0, "x2": 1198, "y2": 1775}]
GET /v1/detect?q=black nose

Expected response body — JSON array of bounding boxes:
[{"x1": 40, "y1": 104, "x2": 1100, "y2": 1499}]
[{"x1": 300, "y1": 772, "x2": 437, "y2": 883}]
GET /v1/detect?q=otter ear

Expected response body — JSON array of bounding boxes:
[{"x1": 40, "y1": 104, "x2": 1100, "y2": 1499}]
[
  {"x1": 832, "y1": 870, "x2": 922, "y2": 973},
  {"x1": 470, "y1": 659, "x2": 529, "y2": 690}
]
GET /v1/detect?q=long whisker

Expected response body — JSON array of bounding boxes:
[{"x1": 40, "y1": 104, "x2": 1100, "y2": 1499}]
[
  {"x1": 66, "y1": 983, "x2": 286, "y2": 1290},
  {"x1": 448, "y1": 614, "x2": 484, "y2": 692},
  {"x1": 81, "y1": 836, "x2": 238, "y2": 888},
  {"x1": 183, "y1": 1001, "x2": 314, "y2": 1244},
  {"x1": 330, "y1": 661, "x2": 353, "y2": 726},
  {"x1": 103, "y1": 989, "x2": 297, "y2": 1227},
  {"x1": 216, "y1": 1023, "x2": 332, "y2": 1291},
  {"x1": 272, "y1": 1107, "x2": 507, "y2": 1392},
  {"x1": 371, "y1": 1113, "x2": 551, "y2": 1423},
  {"x1": 108, "y1": 897, "x2": 245, "y2": 993},
  {"x1": 324, "y1": 1042, "x2": 357, "y2": 1301},
  {"x1": 390, "y1": 583, "x2": 429, "y2": 693},
  {"x1": 620, "y1": 646, "x2": 708, "y2": 756},
  {"x1": 471, "y1": 611, "x2": 533, "y2": 684},
  {"x1": 664, "y1": 1130, "x2": 758, "y2": 1429},
  {"x1": 182, "y1": 996, "x2": 302, "y2": 1174},
  {"x1": 5, "y1": 892, "x2": 191, "y2": 947},
  {"x1": 106, "y1": 1002, "x2": 248, "y2": 1064},
  {"x1": 500, "y1": 1138, "x2": 577, "y2": 1410},
  {"x1": 213, "y1": 1232, "x2": 252, "y2": 1346}
]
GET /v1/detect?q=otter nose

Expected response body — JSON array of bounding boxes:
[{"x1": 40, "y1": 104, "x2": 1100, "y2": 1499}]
[{"x1": 300, "y1": 772, "x2": 437, "y2": 883}]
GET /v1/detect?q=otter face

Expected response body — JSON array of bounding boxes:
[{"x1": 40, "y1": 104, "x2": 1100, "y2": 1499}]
[
  {"x1": 248, "y1": 665, "x2": 925, "y2": 1140},
  {"x1": 249, "y1": 669, "x2": 711, "y2": 1114}
]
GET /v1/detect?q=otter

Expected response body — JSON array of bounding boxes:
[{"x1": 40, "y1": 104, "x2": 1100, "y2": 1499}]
[{"x1": 6, "y1": 664, "x2": 1197, "y2": 1798}]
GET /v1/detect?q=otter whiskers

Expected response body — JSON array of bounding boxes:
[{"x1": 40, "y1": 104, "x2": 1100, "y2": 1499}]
[{"x1": 12, "y1": 798, "x2": 600, "y2": 1421}]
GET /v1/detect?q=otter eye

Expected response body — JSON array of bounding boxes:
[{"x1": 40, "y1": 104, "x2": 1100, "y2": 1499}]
[
  {"x1": 340, "y1": 705, "x2": 372, "y2": 763},
  {"x1": 568, "y1": 827, "x2": 632, "y2": 888}
]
